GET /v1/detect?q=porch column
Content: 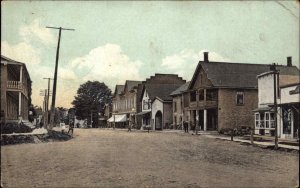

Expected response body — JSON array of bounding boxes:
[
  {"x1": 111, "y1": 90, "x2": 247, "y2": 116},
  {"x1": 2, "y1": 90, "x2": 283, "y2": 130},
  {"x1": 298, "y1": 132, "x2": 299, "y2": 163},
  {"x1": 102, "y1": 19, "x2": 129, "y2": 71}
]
[
  {"x1": 18, "y1": 65, "x2": 23, "y2": 117},
  {"x1": 196, "y1": 110, "x2": 199, "y2": 133},
  {"x1": 204, "y1": 109, "x2": 207, "y2": 131}
]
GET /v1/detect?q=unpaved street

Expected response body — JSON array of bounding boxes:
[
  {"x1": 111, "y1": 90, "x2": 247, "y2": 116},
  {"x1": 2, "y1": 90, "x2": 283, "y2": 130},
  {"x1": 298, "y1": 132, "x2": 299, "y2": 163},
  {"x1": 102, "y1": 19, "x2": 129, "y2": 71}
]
[{"x1": 1, "y1": 129, "x2": 299, "y2": 187}]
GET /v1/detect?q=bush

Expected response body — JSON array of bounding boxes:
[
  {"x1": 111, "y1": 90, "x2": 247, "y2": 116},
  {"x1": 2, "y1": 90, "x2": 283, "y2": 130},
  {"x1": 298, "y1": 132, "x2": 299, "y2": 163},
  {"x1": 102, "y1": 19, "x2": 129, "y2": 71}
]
[
  {"x1": 1, "y1": 122, "x2": 33, "y2": 134},
  {"x1": 218, "y1": 126, "x2": 252, "y2": 136}
]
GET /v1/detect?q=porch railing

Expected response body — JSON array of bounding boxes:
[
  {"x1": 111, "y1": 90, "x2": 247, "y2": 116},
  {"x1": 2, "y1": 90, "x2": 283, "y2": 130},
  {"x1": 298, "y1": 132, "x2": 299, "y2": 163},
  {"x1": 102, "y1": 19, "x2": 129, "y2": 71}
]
[{"x1": 7, "y1": 81, "x2": 28, "y2": 98}]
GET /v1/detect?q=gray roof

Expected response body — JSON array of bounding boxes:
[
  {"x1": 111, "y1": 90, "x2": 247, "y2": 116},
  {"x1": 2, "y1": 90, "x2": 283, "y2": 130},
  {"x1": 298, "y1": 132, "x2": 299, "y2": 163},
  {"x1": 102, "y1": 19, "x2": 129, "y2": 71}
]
[
  {"x1": 145, "y1": 84, "x2": 183, "y2": 101},
  {"x1": 170, "y1": 81, "x2": 190, "y2": 96},
  {"x1": 190, "y1": 61, "x2": 300, "y2": 89},
  {"x1": 114, "y1": 85, "x2": 125, "y2": 95},
  {"x1": 1, "y1": 55, "x2": 32, "y2": 81},
  {"x1": 125, "y1": 80, "x2": 142, "y2": 91}
]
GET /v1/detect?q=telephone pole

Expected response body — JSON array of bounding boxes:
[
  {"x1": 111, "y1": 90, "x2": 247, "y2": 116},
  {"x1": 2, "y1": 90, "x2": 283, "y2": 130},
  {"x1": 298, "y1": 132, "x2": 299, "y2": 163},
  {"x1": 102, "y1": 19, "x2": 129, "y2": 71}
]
[
  {"x1": 43, "y1": 77, "x2": 53, "y2": 127},
  {"x1": 270, "y1": 63, "x2": 279, "y2": 149},
  {"x1": 46, "y1": 26, "x2": 75, "y2": 129}
]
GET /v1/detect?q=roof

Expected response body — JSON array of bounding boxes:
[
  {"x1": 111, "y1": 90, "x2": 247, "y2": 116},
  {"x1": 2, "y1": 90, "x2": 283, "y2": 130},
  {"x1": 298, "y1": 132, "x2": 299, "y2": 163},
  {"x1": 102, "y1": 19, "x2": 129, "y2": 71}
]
[
  {"x1": 125, "y1": 80, "x2": 142, "y2": 91},
  {"x1": 190, "y1": 61, "x2": 299, "y2": 89},
  {"x1": 290, "y1": 85, "x2": 300, "y2": 94},
  {"x1": 114, "y1": 85, "x2": 125, "y2": 95},
  {"x1": 170, "y1": 81, "x2": 190, "y2": 96},
  {"x1": 144, "y1": 83, "x2": 184, "y2": 101},
  {"x1": 1, "y1": 55, "x2": 32, "y2": 81}
]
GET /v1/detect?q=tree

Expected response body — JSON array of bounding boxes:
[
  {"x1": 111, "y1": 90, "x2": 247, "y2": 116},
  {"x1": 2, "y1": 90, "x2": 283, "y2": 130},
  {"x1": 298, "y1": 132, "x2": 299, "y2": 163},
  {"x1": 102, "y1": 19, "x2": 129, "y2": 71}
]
[
  {"x1": 28, "y1": 105, "x2": 42, "y2": 123},
  {"x1": 72, "y1": 81, "x2": 112, "y2": 125}
]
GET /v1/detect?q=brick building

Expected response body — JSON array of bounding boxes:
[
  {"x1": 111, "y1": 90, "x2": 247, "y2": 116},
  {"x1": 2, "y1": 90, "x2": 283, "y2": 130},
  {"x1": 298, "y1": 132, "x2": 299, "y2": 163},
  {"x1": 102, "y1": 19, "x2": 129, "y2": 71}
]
[
  {"x1": 186, "y1": 52, "x2": 299, "y2": 132},
  {"x1": 1, "y1": 55, "x2": 32, "y2": 123},
  {"x1": 137, "y1": 74, "x2": 186, "y2": 130},
  {"x1": 109, "y1": 80, "x2": 142, "y2": 128}
]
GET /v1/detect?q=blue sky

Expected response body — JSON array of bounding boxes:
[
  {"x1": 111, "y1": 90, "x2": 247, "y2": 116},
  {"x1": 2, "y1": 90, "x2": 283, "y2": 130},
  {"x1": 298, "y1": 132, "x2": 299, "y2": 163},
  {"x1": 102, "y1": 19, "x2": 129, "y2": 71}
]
[{"x1": 1, "y1": 1, "x2": 299, "y2": 108}]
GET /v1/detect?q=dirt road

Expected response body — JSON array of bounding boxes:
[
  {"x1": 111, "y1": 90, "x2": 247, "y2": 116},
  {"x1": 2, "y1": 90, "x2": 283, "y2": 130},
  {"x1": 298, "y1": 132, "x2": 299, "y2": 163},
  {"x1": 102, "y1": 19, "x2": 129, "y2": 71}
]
[{"x1": 1, "y1": 129, "x2": 299, "y2": 187}]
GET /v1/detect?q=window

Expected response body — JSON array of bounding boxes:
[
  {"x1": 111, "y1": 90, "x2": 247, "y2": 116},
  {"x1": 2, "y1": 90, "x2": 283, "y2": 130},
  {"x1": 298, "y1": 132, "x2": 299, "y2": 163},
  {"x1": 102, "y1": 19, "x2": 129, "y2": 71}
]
[
  {"x1": 143, "y1": 99, "x2": 151, "y2": 110},
  {"x1": 255, "y1": 112, "x2": 275, "y2": 129},
  {"x1": 174, "y1": 102, "x2": 177, "y2": 112},
  {"x1": 236, "y1": 91, "x2": 244, "y2": 105},
  {"x1": 282, "y1": 107, "x2": 292, "y2": 134},
  {"x1": 206, "y1": 89, "x2": 217, "y2": 101},
  {"x1": 255, "y1": 113, "x2": 260, "y2": 128},
  {"x1": 199, "y1": 90, "x2": 204, "y2": 101},
  {"x1": 190, "y1": 91, "x2": 197, "y2": 102},
  {"x1": 259, "y1": 113, "x2": 265, "y2": 128}
]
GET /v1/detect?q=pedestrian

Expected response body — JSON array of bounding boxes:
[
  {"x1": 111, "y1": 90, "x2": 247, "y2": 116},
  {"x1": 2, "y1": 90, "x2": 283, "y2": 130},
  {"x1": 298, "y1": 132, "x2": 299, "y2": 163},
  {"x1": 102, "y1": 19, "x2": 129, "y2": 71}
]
[
  {"x1": 127, "y1": 122, "x2": 132, "y2": 132},
  {"x1": 184, "y1": 121, "x2": 189, "y2": 133},
  {"x1": 39, "y1": 120, "x2": 44, "y2": 129},
  {"x1": 68, "y1": 121, "x2": 74, "y2": 136}
]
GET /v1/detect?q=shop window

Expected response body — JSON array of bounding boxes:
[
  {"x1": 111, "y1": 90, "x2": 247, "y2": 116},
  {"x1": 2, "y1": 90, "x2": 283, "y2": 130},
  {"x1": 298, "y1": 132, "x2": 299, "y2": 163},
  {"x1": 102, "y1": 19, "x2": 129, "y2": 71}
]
[
  {"x1": 282, "y1": 108, "x2": 292, "y2": 134},
  {"x1": 236, "y1": 91, "x2": 244, "y2": 105},
  {"x1": 259, "y1": 113, "x2": 265, "y2": 128},
  {"x1": 255, "y1": 113, "x2": 260, "y2": 128}
]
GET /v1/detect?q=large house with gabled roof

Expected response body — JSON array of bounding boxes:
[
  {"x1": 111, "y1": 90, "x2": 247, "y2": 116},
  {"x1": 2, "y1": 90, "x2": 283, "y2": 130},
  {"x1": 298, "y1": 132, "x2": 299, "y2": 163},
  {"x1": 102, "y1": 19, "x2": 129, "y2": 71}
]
[{"x1": 185, "y1": 52, "x2": 299, "y2": 132}]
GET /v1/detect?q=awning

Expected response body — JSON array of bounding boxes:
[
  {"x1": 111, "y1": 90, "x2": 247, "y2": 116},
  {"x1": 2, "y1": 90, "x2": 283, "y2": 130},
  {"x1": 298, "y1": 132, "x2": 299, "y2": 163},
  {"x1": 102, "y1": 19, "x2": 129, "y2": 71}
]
[
  {"x1": 252, "y1": 107, "x2": 273, "y2": 112},
  {"x1": 136, "y1": 111, "x2": 151, "y2": 116},
  {"x1": 107, "y1": 114, "x2": 127, "y2": 122}
]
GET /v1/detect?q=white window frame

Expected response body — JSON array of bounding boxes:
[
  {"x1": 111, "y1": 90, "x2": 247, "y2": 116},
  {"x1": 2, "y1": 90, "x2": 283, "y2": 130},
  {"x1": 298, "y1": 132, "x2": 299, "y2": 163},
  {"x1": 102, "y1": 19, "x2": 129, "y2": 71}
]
[{"x1": 236, "y1": 91, "x2": 244, "y2": 105}]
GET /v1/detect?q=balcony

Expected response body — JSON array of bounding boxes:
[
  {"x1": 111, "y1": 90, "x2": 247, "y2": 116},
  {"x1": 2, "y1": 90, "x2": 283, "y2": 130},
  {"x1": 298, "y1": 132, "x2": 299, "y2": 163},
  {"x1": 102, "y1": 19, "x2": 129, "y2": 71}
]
[{"x1": 7, "y1": 81, "x2": 28, "y2": 98}]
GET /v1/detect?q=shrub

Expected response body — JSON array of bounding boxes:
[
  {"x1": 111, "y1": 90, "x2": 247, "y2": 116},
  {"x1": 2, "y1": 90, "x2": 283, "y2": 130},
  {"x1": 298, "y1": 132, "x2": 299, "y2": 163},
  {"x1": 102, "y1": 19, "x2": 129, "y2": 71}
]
[{"x1": 1, "y1": 122, "x2": 33, "y2": 134}]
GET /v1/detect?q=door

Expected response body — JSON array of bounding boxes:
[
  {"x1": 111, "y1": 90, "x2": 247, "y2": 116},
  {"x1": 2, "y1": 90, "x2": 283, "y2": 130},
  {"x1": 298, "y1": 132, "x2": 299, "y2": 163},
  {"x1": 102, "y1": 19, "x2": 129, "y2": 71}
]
[{"x1": 155, "y1": 111, "x2": 162, "y2": 130}]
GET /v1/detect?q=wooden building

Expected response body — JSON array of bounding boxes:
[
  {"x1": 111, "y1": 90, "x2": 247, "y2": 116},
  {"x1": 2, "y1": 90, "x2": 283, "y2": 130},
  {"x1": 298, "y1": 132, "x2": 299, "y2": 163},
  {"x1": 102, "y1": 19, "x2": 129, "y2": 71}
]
[{"x1": 1, "y1": 55, "x2": 32, "y2": 123}]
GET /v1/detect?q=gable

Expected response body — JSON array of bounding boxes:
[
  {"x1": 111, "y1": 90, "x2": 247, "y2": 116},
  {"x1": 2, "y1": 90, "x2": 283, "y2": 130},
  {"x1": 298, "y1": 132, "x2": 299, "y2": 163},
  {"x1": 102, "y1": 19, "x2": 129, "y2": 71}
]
[{"x1": 189, "y1": 65, "x2": 212, "y2": 90}]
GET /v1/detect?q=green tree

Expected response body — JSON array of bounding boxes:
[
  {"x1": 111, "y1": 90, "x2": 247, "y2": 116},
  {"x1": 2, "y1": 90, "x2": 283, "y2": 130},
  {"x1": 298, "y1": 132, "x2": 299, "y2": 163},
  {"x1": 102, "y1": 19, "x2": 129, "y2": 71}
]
[{"x1": 72, "y1": 81, "x2": 112, "y2": 125}]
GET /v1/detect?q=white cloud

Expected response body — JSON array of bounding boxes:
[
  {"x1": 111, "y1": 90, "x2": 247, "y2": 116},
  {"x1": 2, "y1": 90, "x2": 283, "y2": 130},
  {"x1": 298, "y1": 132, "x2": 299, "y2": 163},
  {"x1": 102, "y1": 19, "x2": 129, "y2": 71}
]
[
  {"x1": 70, "y1": 43, "x2": 143, "y2": 89},
  {"x1": 58, "y1": 67, "x2": 77, "y2": 80},
  {"x1": 1, "y1": 41, "x2": 41, "y2": 65},
  {"x1": 20, "y1": 19, "x2": 56, "y2": 45},
  {"x1": 161, "y1": 49, "x2": 231, "y2": 80}
]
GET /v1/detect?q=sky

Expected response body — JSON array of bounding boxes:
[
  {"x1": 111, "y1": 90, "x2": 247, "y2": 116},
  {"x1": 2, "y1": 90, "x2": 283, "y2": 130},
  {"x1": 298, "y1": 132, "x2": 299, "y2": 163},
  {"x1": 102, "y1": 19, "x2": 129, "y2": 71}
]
[{"x1": 1, "y1": 1, "x2": 299, "y2": 108}]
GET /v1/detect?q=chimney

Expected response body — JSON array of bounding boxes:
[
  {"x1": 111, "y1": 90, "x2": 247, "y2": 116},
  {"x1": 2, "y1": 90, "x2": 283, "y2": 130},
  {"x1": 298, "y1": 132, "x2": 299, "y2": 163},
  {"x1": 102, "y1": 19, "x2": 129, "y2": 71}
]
[
  {"x1": 287, "y1": 56, "x2": 292, "y2": 66},
  {"x1": 204, "y1": 52, "x2": 209, "y2": 62}
]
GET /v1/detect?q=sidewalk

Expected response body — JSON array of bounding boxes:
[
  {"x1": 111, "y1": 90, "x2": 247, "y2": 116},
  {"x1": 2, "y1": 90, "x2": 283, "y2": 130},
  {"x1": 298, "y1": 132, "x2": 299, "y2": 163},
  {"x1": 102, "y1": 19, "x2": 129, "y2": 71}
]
[
  {"x1": 159, "y1": 129, "x2": 299, "y2": 151},
  {"x1": 202, "y1": 134, "x2": 299, "y2": 151}
]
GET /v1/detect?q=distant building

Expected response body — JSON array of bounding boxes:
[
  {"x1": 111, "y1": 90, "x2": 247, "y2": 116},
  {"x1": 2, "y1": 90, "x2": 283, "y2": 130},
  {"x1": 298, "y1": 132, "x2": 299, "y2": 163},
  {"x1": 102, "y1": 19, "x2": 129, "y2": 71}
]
[
  {"x1": 186, "y1": 52, "x2": 299, "y2": 132},
  {"x1": 254, "y1": 57, "x2": 299, "y2": 139},
  {"x1": 1, "y1": 55, "x2": 32, "y2": 123},
  {"x1": 137, "y1": 74, "x2": 186, "y2": 130},
  {"x1": 170, "y1": 81, "x2": 190, "y2": 129},
  {"x1": 109, "y1": 80, "x2": 142, "y2": 128}
]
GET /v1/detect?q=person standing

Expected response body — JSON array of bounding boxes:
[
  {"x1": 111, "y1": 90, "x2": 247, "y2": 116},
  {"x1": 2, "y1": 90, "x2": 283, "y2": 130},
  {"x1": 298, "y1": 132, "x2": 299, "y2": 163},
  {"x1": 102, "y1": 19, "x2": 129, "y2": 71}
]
[
  {"x1": 183, "y1": 121, "x2": 189, "y2": 133},
  {"x1": 68, "y1": 121, "x2": 74, "y2": 136}
]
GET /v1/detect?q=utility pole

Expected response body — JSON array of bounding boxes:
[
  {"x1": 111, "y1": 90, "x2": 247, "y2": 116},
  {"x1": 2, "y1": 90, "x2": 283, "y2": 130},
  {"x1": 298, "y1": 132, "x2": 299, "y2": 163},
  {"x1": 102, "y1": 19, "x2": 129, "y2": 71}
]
[
  {"x1": 40, "y1": 89, "x2": 48, "y2": 128},
  {"x1": 43, "y1": 78, "x2": 53, "y2": 127},
  {"x1": 46, "y1": 26, "x2": 75, "y2": 129},
  {"x1": 271, "y1": 63, "x2": 279, "y2": 149}
]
